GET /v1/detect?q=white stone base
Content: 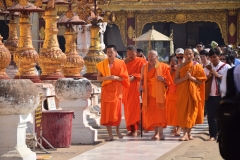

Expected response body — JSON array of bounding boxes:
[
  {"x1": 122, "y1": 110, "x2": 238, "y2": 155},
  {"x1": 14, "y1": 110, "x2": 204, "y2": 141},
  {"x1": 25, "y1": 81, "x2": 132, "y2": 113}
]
[
  {"x1": 0, "y1": 114, "x2": 36, "y2": 160},
  {"x1": 59, "y1": 99, "x2": 98, "y2": 144}
]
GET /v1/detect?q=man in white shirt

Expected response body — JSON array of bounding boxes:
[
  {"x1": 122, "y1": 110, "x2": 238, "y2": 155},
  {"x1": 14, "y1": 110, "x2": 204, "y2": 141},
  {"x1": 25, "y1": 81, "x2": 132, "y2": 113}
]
[
  {"x1": 220, "y1": 65, "x2": 240, "y2": 97},
  {"x1": 199, "y1": 50, "x2": 210, "y2": 68},
  {"x1": 204, "y1": 48, "x2": 231, "y2": 141}
]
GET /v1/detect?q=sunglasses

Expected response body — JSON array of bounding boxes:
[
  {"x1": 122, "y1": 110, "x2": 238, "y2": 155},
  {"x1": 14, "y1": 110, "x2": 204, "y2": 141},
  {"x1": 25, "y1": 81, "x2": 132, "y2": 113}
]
[
  {"x1": 196, "y1": 46, "x2": 202, "y2": 48},
  {"x1": 176, "y1": 57, "x2": 183, "y2": 59},
  {"x1": 220, "y1": 58, "x2": 226, "y2": 61}
]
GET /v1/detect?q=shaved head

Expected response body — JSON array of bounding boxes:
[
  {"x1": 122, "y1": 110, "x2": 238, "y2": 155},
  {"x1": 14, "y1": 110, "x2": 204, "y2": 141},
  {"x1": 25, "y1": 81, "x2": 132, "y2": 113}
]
[
  {"x1": 148, "y1": 50, "x2": 158, "y2": 64},
  {"x1": 148, "y1": 50, "x2": 158, "y2": 56}
]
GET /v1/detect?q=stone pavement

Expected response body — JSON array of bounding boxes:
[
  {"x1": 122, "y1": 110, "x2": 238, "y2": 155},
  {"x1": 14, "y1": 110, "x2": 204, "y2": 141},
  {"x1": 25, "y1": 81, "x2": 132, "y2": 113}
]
[{"x1": 39, "y1": 118, "x2": 223, "y2": 160}]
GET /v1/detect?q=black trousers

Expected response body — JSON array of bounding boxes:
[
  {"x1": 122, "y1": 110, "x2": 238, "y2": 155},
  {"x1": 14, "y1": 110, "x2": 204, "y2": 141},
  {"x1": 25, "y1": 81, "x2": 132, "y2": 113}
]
[{"x1": 205, "y1": 96, "x2": 221, "y2": 138}]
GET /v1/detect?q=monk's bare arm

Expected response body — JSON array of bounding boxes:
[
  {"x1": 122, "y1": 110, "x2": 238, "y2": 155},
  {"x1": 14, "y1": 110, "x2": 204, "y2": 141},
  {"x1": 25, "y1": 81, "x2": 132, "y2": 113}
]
[
  {"x1": 174, "y1": 65, "x2": 188, "y2": 84},
  {"x1": 97, "y1": 71, "x2": 110, "y2": 81},
  {"x1": 189, "y1": 76, "x2": 202, "y2": 84}
]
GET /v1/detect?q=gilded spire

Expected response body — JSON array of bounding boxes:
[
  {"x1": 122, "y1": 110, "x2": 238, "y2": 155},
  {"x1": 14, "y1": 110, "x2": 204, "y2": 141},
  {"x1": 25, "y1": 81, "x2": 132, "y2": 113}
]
[
  {"x1": 35, "y1": 0, "x2": 43, "y2": 8},
  {"x1": 19, "y1": 0, "x2": 28, "y2": 7},
  {"x1": 46, "y1": 0, "x2": 55, "y2": 9}
]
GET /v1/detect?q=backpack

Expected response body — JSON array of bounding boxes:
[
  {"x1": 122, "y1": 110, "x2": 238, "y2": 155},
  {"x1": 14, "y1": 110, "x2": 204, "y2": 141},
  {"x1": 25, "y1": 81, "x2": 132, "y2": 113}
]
[{"x1": 216, "y1": 67, "x2": 240, "y2": 160}]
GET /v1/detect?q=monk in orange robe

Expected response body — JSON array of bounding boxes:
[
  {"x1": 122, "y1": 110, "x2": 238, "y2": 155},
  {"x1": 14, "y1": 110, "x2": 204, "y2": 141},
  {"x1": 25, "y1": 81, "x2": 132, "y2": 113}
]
[
  {"x1": 166, "y1": 55, "x2": 181, "y2": 136},
  {"x1": 123, "y1": 45, "x2": 147, "y2": 136},
  {"x1": 140, "y1": 50, "x2": 173, "y2": 140},
  {"x1": 96, "y1": 45, "x2": 130, "y2": 141},
  {"x1": 174, "y1": 47, "x2": 206, "y2": 141}
]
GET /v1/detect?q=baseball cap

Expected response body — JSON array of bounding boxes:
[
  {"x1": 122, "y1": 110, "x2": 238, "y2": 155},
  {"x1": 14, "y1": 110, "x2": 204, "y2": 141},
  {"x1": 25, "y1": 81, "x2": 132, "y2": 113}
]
[{"x1": 175, "y1": 48, "x2": 184, "y2": 54}]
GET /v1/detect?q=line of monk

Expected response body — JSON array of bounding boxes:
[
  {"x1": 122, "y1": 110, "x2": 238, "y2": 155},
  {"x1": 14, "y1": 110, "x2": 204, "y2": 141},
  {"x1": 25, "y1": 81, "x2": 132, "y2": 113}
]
[{"x1": 96, "y1": 45, "x2": 206, "y2": 141}]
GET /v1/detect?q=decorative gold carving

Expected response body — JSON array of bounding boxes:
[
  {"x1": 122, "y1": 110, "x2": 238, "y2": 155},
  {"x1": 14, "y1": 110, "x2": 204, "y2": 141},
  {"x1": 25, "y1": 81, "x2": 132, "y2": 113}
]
[
  {"x1": 228, "y1": 10, "x2": 237, "y2": 16},
  {"x1": 35, "y1": 0, "x2": 42, "y2": 8},
  {"x1": 127, "y1": 26, "x2": 134, "y2": 39},
  {"x1": 65, "y1": 10, "x2": 74, "y2": 18},
  {"x1": 14, "y1": 13, "x2": 40, "y2": 82},
  {"x1": 4, "y1": 19, "x2": 18, "y2": 54},
  {"x1": 114, "y1": 11, "x2": 127, "y2": 46},
  {"x1": 237, "y1": 11, "x2": 240, "y2": 46},
  {"x1": 38, "y1": 8, "x2": 67, "y2": 80},
  {"x1": 0, "y1": 35, "x2": 11, "y2": 79},
  {"x1": 99, "y1": 1, "x2": 240, "y2": 11},
  {"x1": 83, "y1": 25, "x2": 107, "y2": 75},
  {"x1": 19, "y1": 0, "x2": 28, "y2": 7},
  {"x1": 229, "y1": 23, "x2": 236, "y2": 37},
  {"x1": 175, "y1": 14, "x2": 186, "y2": 24},
  {"x1": 6, "y1": 0, "x2": 13, "y2": 7},
  {"x1": 62, "y1": 27, "x2": 84, "y2": 78},
  {"x1": 127, "y1": 10, "x2": 134, "y2": 18},
  {"x1": 39, "y1": 26, "x2": 45, "y2": 40},
  {"x1": 135, "y1": 11, "x2": 228, "y2": 45}
]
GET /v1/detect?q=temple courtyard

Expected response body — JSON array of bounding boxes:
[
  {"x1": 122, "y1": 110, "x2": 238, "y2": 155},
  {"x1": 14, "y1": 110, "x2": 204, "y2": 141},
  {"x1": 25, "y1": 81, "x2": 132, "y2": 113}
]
[{"x1": 39, "y1": 119, "x2": 223, "y2": 160}]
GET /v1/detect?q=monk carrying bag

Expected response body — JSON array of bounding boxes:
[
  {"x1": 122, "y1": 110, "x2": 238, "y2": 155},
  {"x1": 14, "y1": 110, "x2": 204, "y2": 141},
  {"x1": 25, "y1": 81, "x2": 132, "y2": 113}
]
[{"x1": 216, "y1": 67, "x2": 240, "y2": 160}]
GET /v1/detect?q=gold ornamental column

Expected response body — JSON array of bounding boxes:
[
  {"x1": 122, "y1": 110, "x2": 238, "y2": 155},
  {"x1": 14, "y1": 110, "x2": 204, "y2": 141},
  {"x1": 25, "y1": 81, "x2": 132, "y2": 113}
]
[
  {"x1": 14, "y1": 13, "x2": 41, "y2": 83},
  {"x1": 62, "y1": 27, "x2": 84, "y2": 78},
  {"x1": 0, "y1": 35, "x2": 11, "y2": 79},
  {"x1": 83, "y1": 25, "x2": 106, "y2": 80},
  {"x1": 4, "y1": 18, "x2": 18, "y2": 60},
  {"x1": 38, "y1": 8, "x2": 66, "y2": 80}
]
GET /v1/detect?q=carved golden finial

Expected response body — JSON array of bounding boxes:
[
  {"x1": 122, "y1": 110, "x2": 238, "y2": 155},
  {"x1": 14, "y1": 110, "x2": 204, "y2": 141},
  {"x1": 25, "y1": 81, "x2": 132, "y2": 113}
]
[
  {"x1": 39, "y1": 26, "x2": 45, "y2": 40},
  {"x1": 126, "y1": 10, "x2": 134, "y2": 18},
  {"x1": 46, "y1": 0, "x2": 55, "y2": 9},
  {"x1": 35, "y1": 0, "x2": 43, "y2": 8},
  {"x1": 0, "y1": 35, "x2": 3, "y2": 42},
  {"x1": 229, "y1": 9, "x2": 237, "y2": 16},
  {"x1": 19, "y1": 0, "x2": 28, "y2": 7}
]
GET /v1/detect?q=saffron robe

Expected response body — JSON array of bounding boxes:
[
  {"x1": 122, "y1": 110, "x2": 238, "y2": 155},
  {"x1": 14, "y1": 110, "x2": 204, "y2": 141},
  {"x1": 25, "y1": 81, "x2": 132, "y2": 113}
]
[
  {"x1": 176, "y1": 62, "x2": 207, "y2": 128},
  {"x1": 142, "y1": 62, "x2": 173, "y2": 130},
  {"x1": 123, "y1": 57, "x2": 147, "y2": 131},
  {"x1": 166, "y1": 71, "x2": 179, "y2": 126},
  {"x1": 96, "y1": 59, "x2": 130, "y2": 126}
]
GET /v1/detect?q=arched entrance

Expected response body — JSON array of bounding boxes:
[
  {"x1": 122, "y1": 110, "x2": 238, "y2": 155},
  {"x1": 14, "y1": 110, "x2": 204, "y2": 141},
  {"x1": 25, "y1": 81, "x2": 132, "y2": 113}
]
[
  {"x1": 142, "y1": 21, "x2": 224, "y2": 49},
  {"x1": 135, "y1": 10, "x2": 228, "y2": 45}
]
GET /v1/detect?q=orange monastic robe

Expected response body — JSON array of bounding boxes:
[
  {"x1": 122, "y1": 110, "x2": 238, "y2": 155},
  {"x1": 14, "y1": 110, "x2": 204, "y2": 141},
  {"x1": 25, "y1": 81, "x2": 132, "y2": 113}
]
[
  {"x1": 96, "y1": 59, "x2": 130, "y2": 126},
  {"x1": 123, "y1": 57, "x2": 147, "y2": 131},
  {"x1": 176, "y1": 62, "x2": 207, "y2": 128},
  {"x1": 166, "y1": 71, "x2": 179, "y2": 126},
  {"x1": 142, "y1": 62, "x2": 173, "y2": 130}
]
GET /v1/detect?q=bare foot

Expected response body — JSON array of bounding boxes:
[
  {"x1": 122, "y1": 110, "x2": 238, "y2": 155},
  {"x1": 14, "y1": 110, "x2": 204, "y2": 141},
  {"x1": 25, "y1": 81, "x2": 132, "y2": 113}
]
[
  {"x1": 151, "y1": 135, "x2": 159, "y2": 140},
  {"x1": 117, "y1": 132, "x2": 123, "y2": 139},
  {"x1": 136, "y1": 130, "x2": 141, "y2": 136},
  {"x1": 188, "y1": 135, "x2": 194, "y2": 140},
  {"x1": 126, "y1": 132, "x2": 134, "y2": 136},
  {"x1": 207, "y1": 137, "x2": 215, "y2": 141},
  {"x1": 179, "y1": 136, "x2": 189, "y2": 141},
  {"x1": 144, "y1": 130, "x2": 149, "y2": 133},
  {"x1": 159, "y1": 135, "x2": 165, "y2": 140},
  {"x1": 105, "y1": 136, "x2": 114, "y2": 141},
  {"x1": 174, "y1": 133, "x2": 181, "y2": 137},
  {"x1": 151, "y1": 133, "x2": 159, "y2": 140}
]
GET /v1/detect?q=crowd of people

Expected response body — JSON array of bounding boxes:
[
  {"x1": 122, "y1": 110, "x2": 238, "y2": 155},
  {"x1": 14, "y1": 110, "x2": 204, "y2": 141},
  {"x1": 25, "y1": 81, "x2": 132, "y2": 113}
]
[{"x1": 96, "y1": 42, "x2": 240, "y2": 142}]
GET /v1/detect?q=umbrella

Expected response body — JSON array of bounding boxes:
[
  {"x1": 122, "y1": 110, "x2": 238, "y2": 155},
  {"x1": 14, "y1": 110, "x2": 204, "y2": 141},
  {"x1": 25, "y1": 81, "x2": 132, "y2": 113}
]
[
  {"x1": 134, "y1": 26, "x2": 174, "y2": 55},
  {"x1": 134, "y1": 26, "x2": 171, "y2": 42}
]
